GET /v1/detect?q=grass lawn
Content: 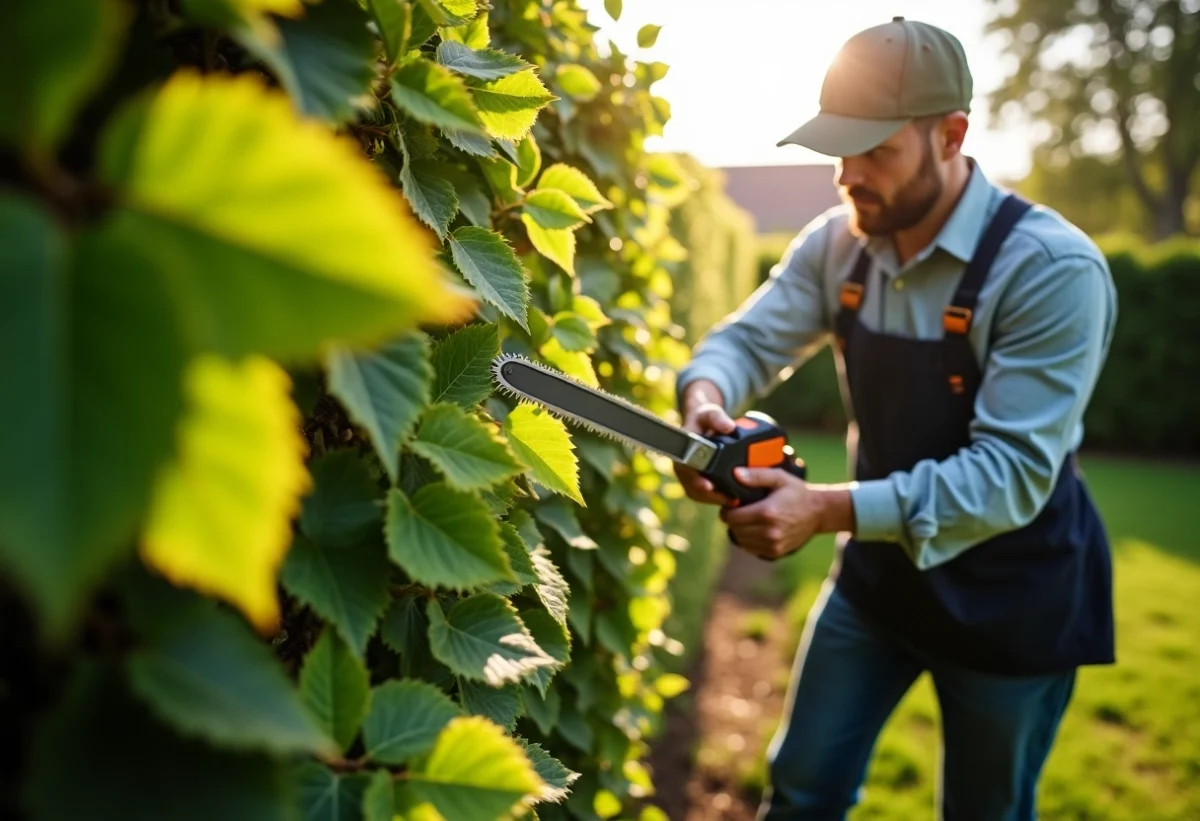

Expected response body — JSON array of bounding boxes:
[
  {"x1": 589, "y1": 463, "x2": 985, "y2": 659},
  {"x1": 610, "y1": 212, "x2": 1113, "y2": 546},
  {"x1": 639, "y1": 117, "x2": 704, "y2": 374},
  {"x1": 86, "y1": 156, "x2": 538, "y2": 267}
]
[{"x1": 752, "y1": 430, "x2": 1200, "y2": 820}]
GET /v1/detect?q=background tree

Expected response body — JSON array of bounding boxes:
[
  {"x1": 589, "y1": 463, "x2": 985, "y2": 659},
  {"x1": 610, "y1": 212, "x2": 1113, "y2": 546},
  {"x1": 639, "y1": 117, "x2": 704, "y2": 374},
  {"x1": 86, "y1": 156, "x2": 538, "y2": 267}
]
[{"x1": 985, "y1": 0, "x2": 1200, "y2": 239}]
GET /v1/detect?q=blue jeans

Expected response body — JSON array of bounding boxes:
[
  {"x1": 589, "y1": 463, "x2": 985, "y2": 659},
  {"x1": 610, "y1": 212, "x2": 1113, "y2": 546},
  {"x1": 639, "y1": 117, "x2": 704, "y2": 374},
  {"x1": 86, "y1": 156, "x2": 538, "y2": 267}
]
[{"x1": 758, "y1": 580, "x2": 1076, "y2": 821}]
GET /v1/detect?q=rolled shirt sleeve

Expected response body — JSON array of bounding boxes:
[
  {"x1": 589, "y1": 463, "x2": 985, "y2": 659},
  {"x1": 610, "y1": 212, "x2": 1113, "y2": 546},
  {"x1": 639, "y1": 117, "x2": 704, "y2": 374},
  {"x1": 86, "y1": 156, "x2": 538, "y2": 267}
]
[
  {"x1": 675, "y1": 217, "x2": 834, "y2": 414},
  {"x1": 850, "y1": 251, "x2": 1117, "y2": 569}
]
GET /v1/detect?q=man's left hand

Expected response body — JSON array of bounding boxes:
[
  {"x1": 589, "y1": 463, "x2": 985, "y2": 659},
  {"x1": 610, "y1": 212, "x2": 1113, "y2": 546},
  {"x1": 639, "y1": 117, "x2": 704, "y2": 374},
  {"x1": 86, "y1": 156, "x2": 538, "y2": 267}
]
[{"x1": 719, "y1": 467, "x2": 854, "y2": 561}]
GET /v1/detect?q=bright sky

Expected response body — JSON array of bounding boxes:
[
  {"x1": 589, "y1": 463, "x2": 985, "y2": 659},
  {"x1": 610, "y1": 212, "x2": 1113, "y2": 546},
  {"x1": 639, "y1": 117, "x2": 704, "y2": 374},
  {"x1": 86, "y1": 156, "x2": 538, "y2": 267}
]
[{"x1": 576, "y1": 0, "x2": 1033, "y2": 182}]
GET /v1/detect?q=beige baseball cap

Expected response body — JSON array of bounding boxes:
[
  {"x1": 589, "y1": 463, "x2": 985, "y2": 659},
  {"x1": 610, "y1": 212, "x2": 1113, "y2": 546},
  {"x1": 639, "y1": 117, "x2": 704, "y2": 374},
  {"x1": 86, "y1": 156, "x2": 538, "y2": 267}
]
[{"x1": 777, "y1": 17, "x2": 973, "y2": 157}]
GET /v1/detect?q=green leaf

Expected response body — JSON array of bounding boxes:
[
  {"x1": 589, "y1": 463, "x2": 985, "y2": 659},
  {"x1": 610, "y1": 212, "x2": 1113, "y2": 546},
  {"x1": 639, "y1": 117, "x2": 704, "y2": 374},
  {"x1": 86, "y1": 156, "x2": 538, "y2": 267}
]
[
  {"x1": 538, "y1": 164, "x2": 613, "y2": 214},
  {"x1": 443, "y1": 127, "x2": 496, "y2": 157},
  {"x1": 293, "y1": 763, "x2": 371, "y2": 821},
  {"x1": 299, "y1": 629, "x2": 371, "y2": 753},
  {"x1": 298, "y1": 449, "x2": 385, "y2": 547},
  {"x1": 386, "y1": 483, "x2": 512, "y2": 589},
  {"x1": 637, "y1": 24, "x2": 662, "y2": 48},
  {"x1": 26, "y1": 663, "x2": 292, "y2": 821},
  {"x1": 503, "y1": 404, "x2": 583, "y2": 505},
  {"x1": 471, "y1": 70, "x2": 556, "y2": 141},
  {"x1": 411, "y1": 403, "x2": 523, "y2": 491},
  {"x1": 0, "y1": 0, "x2": 128, "y2": 153},
  {"x1": 98, "y1": 71, "x2": 472, "y2": 360},
  {"x1": 477, "y1": 155, "x2": 523, "y2": 204},
  {"x1": 458, "y1": 679, "x2": 524, "y2": 733},
  {"x1": 407, "y1": 1, "x2": 439, "y2": 49},
  {"x1": 430, "y1": 323, "x2": 499, "y2": 408},
  {"x1": 603, "y1": 0, "x2": 621, "y2": 20},
  {"x1": 364, "y1": 771, "x2": 395, "y2": 821},
  {"x1": 447, "y1": 227, "x2": 531, "y2": 330},
  {"x1": 498, "y1": 521, "x2": 539, "y2": 587},
  {"x1": 417, "y1": 0, "x2": 476, "y2": 26},
  {"x1": 281, "y1": 532, "x2": 391, "y2": 657},
  {"x1": 140, "y1": 355, "x2": 309, "y2": 632},
  {"x1": 0, "y1": 195, "x2": 188, "y2": 637},
  {"x1": 126, "y1": 605, "x2": 332, "y2": 755},
  {"x1": 439, "y1": 165, "x2": 492, "y2": 227},
  {"x1": 521, "y1": 216, "x2": 576, "y2": 276},
  {"x1": 555, "y1": 703, "x2": 593, "y2": 753},
  {"x1": 515, "y1": 134, "x2": 542, "y2": 189},
  {"x1": 436, "y1": 41, "x2": 529, "y2": 81},
  {"x1": 440, "y1": 8, "x2": 489, "y2": 48},
  {"x1": 327, "y1": 332, "x2": 432, "y2": 484},
  {"x1": 555, "y1": 64, "x2": 601, "y2": 102},
  {"x1": 530, "y1": 547, "x2": 571, "y2": 630},
  {"x1": 408, "y1": 715, "x2": 544, "y2": 818},
  {"x1": 426, "y1": 593, "x2": 556, "y2": 685},
  {"x1": 362, "y1": 678, "x2": 461, "y2": 764},
  {"x1": 400, "y1": 158, "x2": 460, "y2": 239},
  {"x1": 534, "y1": 497, "x2": 597, "y2": 550},
  {"x1": 268, "y1": 0, "x2": 377, "y2": 124},
  {"x1": 520, "y1": 608, "x2": 570, "y2": 696},
  {"x1": 391, "y1": 58, "x2": 485, "y2": 134},
  {"x1": 521, "y1": 684, "x2": 560, "y2": 736},
  {"x1": 381, "y1": 596, "x2": 437, "y2": 677},
  {"x1": 550, "y1": 312, "x2": 596, "y2": 352},
  {"x1": 519, "y1": 740, "x2": 580, "y2": 804},
  {"x1": 367, "y1": 0, "x2": 409, "y2": 67},
  {"x1": 524, "y1": 188, "x2": 590, "y2": 230}
]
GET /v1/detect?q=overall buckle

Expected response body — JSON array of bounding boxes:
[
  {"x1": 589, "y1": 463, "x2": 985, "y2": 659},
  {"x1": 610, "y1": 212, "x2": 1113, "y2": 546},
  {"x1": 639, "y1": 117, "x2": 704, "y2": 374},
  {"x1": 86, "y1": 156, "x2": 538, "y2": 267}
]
[{"x1": 943, "y1": 305, "x2": 972, "y2": 334}]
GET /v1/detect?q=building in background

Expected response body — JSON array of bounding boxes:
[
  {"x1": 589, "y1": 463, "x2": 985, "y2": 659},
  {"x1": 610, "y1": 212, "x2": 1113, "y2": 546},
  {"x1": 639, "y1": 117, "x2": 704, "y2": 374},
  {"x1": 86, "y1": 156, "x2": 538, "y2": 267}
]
[{"x1": 717, "y1": 164, "x2": 841, "y2": 236}]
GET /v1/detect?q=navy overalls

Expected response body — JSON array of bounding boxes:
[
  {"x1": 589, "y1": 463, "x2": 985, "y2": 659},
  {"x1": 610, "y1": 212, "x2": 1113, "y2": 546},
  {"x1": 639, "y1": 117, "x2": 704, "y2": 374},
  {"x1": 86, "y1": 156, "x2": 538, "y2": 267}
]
[{"x1": 831, "y1": 194, "x2": 1115, "y2": 677}]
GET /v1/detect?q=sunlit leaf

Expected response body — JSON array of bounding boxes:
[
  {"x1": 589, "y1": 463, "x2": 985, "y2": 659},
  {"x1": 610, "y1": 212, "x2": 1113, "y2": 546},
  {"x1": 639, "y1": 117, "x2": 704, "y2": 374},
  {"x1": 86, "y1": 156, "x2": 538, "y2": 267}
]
[
  {"x1": 539, "y1": 336, "x2": 598, "y2": 388},
  {"x1": 426, "y1": 594, "x2": 555, "y2": 686},
  {"x1": 386, "y1": 483, "x2": 513, "y2": 589},
  {"x1": 515, "y1": 134, "x2": 542, "y2": 188},
  {"x1": 637, "y1": 24, "x2": 661, "y2": 48},
  {"x1": 299, "y1": 629, "x2": 371, "y2": 753},
  {"x1": 555, "y1": 64, "x2": 601, "y2": 102},
  {"x1": 503, "y1": 404, "x2": 583, "y2": 505},
  {"x1": 368, "y1": 0, "x2": 409, "y2": 67},
  {"x1": 521, "y1": 216, "x2": 576, "y2": 276},
  {"x1": 98, "y1": 70, "x2": 473, "y2": 360},
  {"x1": 140, "y1": 355, "x2": 309, "y2": 633},
  {"x1": 538, "y1": 164, "x2": 613, "y2": 214},
  {"x1": 407, "y1": 716, "x2": 544, "y2": 819},
  {"x1": 603, "y1": 0, "x2": 621, "y2": 20},
  {"x1": 391, "y1": 57, "x2": 485, "y2": 134},
  {"x1": 439, "y1": 8, "x2": 490, "y2": 48},
  {"x1": 524, "y1": 188, "x2": 590, "y2": 230},
  {"x1": 417, "y1": 0, "x2": 476, "y2": 26},
  {"x1": 520, "y1": 739, "x2": 580, "y2": 804},
  {"x1": 471, "y1": 70, "x2": 556, "y2": 141}
]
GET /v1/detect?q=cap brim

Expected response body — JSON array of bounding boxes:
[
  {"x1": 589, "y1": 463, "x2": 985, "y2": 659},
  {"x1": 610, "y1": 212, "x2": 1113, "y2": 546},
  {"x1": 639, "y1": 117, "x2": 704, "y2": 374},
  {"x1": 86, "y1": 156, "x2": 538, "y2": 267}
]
[{"x1": 776, "y1": 112, "x2": 909, "y2": 157}]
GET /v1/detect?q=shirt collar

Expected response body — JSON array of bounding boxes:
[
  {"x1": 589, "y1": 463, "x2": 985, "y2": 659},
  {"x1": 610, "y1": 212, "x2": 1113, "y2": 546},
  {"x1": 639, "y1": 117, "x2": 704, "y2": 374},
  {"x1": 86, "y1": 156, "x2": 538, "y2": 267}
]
[{"x1": 934, "y1": 159, "x2": 994, "y2": 263}]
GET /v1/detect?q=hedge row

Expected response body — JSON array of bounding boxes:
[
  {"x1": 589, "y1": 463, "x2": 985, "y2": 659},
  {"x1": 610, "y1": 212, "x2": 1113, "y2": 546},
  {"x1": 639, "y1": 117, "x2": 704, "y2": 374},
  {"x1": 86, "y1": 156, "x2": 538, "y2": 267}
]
[
  {"x1": 1, "y1": 1, "x2": 712, "y2": 819},
  {"x1": 753, "y1": 232, "x2": 1200, "y2": 457}
]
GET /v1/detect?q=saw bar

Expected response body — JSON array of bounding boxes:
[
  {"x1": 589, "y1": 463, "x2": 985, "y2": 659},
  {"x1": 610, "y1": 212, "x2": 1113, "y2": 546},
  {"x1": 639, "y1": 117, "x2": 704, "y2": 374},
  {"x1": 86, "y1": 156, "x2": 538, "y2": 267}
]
[{"x1": 491, "y1": 355, "x2": 718, "y2": 471}]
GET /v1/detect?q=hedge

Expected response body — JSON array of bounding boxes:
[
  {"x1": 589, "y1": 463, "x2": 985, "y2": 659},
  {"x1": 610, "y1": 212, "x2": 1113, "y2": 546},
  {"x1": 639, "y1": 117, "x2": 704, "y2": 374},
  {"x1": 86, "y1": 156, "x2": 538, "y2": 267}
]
[
  {"x1": 752, "y1": 232, "x2": 1200, "y2": 457},
  {"x1": 0, "y1": 1, "x2": 709, "y2": 819}
]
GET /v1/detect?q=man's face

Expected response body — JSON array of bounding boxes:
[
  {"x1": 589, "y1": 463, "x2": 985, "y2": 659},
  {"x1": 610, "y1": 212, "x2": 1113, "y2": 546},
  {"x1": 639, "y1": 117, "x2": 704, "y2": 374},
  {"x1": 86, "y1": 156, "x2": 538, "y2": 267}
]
[{"x1": 835, "y1": 120, "x2": 943, "y2": 237}]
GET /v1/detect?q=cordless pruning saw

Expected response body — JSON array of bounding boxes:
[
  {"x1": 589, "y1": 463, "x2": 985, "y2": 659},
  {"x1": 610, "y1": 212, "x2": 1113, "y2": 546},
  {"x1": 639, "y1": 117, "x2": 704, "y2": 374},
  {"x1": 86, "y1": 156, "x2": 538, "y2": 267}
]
[{"x1": 492, "y1": 355, "x2": 807, "y2": 506}]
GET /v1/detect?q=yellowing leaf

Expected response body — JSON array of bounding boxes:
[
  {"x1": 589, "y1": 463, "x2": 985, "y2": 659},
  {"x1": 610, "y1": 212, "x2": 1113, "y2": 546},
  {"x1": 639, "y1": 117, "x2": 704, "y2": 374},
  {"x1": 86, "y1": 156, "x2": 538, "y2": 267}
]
[
  {"x1": 99, "y1": 70, "x2": 474, "y2": 361},
  {"x1": 521, "y1": 215, "x2": 576, "y2": 276},
  {"x1": 471, "y1": 70, "x2": 556, "y2": 141},
  {"x1": 141, "y1": 355, "x2": 311, "y2": 633},
  {"x1": 539, "y1": 337, "x2": 598, "y2": 388},
  {"x1": 503, "y1": 404, "x2": 583, "y2": 506}
]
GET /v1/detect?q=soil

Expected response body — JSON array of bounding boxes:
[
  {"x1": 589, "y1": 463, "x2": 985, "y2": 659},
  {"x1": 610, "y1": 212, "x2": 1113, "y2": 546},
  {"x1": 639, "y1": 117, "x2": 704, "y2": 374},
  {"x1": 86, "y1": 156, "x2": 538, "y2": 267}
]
[{"x1": 647, "y1": 546, "x2": 801, "y2": 821}]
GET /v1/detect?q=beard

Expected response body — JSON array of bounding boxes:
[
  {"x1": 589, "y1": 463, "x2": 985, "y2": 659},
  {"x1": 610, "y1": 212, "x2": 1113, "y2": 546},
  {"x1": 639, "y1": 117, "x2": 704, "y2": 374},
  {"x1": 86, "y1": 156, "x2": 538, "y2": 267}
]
[{"x1": 842, "y1": 142, "x2": 943, "y2": 237}]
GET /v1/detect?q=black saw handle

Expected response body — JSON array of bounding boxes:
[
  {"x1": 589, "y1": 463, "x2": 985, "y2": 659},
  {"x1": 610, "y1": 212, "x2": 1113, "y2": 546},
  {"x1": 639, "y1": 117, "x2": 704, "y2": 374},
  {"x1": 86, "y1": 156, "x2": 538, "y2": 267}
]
[{"x1": 702, "y1": 410, "x2": 807, "y2": 506}]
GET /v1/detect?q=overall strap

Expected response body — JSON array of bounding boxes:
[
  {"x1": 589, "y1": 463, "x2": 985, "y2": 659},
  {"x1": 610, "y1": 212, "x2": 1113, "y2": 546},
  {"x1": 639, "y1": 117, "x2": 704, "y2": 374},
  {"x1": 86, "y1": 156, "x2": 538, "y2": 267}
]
[
  {"x1": 834, "y1": 245, "x2": 872, "y2": 351},
  {"x1": 942, "y1": 193, "x2": 1033, "y2": 337}
]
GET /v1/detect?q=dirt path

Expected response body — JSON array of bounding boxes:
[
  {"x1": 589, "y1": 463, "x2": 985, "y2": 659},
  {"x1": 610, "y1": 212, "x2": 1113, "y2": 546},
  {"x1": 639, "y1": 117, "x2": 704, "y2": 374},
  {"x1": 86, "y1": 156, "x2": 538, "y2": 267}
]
[{"x1": 648, "y1": 546, "x2": 800, "y2": 820}]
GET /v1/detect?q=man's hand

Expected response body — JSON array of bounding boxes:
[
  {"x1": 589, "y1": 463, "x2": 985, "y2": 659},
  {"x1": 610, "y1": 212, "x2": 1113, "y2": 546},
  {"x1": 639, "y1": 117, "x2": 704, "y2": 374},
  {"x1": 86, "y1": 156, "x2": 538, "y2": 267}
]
[
  {"x1": 673, "y1": 380, "x2": 738, "y2": 505},
  {"x1": 720, "y1": 467, "x2": 856, "y2": 561}
]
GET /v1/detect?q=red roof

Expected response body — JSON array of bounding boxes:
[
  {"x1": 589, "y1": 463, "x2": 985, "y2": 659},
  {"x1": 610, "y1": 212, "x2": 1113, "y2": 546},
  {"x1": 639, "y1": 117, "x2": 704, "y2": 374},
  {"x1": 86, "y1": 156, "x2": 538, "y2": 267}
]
[{"x1": 718, "y1": 163, "x2": 842, "y2": 234}]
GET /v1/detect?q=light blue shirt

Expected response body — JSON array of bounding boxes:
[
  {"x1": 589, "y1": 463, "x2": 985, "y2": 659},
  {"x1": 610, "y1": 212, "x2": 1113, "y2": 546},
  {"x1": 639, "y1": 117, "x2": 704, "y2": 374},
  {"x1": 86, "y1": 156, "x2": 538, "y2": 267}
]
[{"x1": 676, "y1": 162, "x2": 1118, "y2": 570}]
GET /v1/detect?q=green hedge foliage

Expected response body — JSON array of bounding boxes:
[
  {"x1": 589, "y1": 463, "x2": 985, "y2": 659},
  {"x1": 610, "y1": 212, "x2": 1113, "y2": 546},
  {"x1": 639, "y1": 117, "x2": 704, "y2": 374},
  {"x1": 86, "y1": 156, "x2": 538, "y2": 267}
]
[
  {"x1": 752, "y1": 232, "x2": 1200, "y2": 456},
  {"x1": 0, "y1": 1, "x2": 709, "y2": 819}
]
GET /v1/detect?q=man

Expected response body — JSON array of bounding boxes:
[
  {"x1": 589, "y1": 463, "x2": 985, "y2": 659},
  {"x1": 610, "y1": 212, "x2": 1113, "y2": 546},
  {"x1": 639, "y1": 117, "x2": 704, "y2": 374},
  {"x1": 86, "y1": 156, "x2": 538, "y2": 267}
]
[{"x1": 673, "y1": 17, "x2": 1118, "y2": 821}]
